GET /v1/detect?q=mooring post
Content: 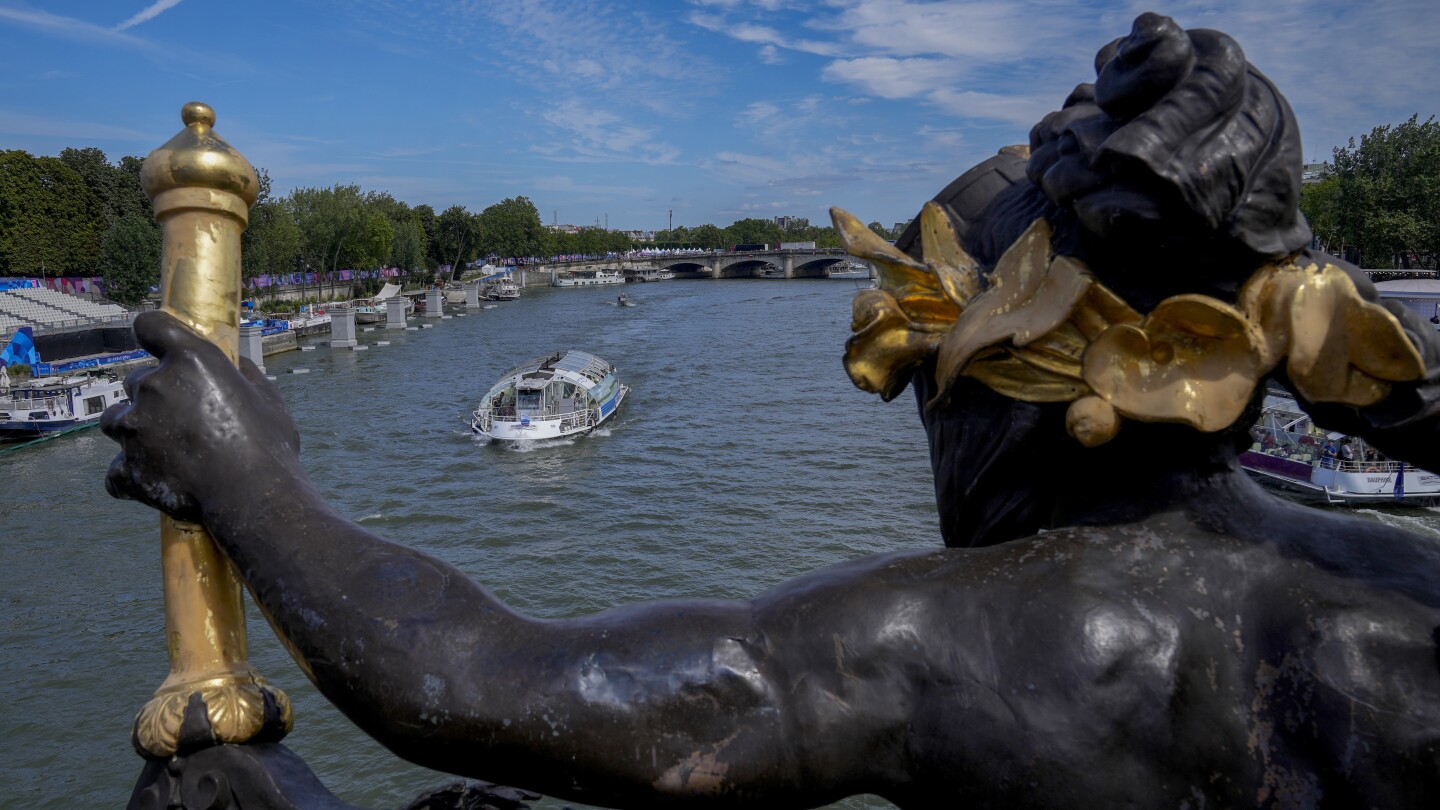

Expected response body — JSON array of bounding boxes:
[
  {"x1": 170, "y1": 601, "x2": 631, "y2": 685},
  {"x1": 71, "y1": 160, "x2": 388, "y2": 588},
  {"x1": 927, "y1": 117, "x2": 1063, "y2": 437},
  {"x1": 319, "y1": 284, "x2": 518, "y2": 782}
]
[
  {"x1": 385, "y1": 295, "x2": 407, "y2": 328},
  {"x1": 330, "y1": 305, "x2": 358, "y2": 347},
  {"x1": 425, "y1": 286, "x2": 444, "y2": 317},
  {"x1": 239, "y1": 322, "x2": 265, "y2": 373},
  {"x1": 133, "y1": 102, "x2": 291, "y2": 758}
]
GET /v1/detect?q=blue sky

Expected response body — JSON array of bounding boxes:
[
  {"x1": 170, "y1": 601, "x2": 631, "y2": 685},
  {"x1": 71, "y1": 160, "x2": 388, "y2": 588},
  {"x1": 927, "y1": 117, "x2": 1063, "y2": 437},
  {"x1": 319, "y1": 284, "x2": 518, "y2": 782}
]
[{"x1": 2, "y1": 1, "x2": 1436, "y2": 232}]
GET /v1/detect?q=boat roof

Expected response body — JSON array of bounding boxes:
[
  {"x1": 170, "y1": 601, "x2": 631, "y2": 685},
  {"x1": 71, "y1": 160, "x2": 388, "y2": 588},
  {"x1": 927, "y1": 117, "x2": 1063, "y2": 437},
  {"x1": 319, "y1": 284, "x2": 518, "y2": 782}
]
[
  {"x1": 492, "y1": 350, "x2": 614, "y2": 391},
  {"x1": 1375, "y1": 279, "x2": 1440, "y2": 298}
]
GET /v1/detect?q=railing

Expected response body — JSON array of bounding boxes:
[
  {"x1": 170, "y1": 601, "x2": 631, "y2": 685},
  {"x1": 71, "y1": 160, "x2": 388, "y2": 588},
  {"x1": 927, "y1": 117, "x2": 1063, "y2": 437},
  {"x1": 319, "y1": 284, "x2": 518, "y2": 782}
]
[
  {"x1": 30, "y1": 312, "x2": 137, "y2": 335},
  {"x1": 474, "y1": 408, "x2": 599, "y2": 433}
]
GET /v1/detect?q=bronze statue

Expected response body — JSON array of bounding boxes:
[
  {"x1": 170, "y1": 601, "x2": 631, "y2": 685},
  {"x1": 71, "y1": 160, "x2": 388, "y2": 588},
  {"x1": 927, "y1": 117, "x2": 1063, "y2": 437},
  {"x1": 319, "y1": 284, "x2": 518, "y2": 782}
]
[{"x1": 108, "y1": 13, "x2": 1440, "y2": 809}]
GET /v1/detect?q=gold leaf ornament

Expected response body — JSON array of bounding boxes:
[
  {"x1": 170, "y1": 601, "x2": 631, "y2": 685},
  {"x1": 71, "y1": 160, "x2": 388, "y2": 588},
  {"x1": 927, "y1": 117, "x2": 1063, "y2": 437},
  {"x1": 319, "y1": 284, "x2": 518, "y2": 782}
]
[
  {"x1": 833, "y1": 204, "x2": 978, "y2": 399},
  {"x1": 845, "y1": 289, "x2": 944, "y2": 400},
  {"x1": 834, "y1": 198, "x2": 1429, "y2": 446},
  {"x1": 1286, "y1": 261, "x2": 1424, "y2": 407},
  {"x1": 1083, "y1": 295, "x2": 1262, "y2": 432}
]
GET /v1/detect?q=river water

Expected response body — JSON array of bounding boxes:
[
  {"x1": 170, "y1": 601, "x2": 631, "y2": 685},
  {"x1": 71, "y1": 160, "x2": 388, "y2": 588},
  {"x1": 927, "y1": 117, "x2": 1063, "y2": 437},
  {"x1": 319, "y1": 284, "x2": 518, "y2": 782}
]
[
  {"x1": 2, "y1": 279, "x2": 940, "y2": 808},
  {"x1": 5, "y1": 279, "x2": 1439, "y2": 808}
]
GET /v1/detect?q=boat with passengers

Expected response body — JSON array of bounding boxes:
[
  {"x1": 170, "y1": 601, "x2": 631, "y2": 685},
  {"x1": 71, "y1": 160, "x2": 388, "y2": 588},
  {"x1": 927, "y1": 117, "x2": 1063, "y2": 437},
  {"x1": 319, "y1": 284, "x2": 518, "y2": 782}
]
[
  {"x1": 471, "y1": 350, "x2": 628, "y2": 441},
  {"x1": 1240, "y1": 389, "x2": 1440, "y2": 505}
]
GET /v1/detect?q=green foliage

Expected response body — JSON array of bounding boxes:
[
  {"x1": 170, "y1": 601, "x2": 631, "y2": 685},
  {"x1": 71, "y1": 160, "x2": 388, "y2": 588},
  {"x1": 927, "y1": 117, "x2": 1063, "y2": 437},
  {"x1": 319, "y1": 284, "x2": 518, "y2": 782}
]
[
  {"x1": 652, "y1": 218, "x2": 842, "y2": 251},
  {"x1": 1302, "y1": 114, "x2": 1440, "y2": 268},
  {"x1": 544, "y1": 227, "x2": 636, "y2": 257},
  {"x1": 58, "y1": 147, "x2": 151, "y2": 229},
  {"x1": 0, "y1": 150, "x2": 102, "y2": 275},
  {"x1": 6, "y1": 363, "x2": 32, "y2": 379},
  {"x1": 478, "y1": 196, "x2": 545, "y2": 259},
  {"x1": 436, "y1": 205, "x2": 480, "y2": 277},
  {"x1": 243, "y1": 198, "x2": 302, "y2": 283},
  {"x1": 99, "y1": 212, "x2": 162, "y2": 305}
]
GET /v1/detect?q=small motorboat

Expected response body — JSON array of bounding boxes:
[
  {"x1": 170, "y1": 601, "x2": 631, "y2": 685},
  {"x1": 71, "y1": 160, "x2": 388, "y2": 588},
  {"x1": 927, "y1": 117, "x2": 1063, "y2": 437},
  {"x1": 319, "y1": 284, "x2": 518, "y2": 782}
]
[
  {"x1": 471, "y1": 350, "x2": 628, "y2": 441},
  {"x1": 483, "y1": 278, "x2": 521, "y2": 301},
  {"x1": 1240, "y1": 390, "x2": 1440, "y2": 505}
]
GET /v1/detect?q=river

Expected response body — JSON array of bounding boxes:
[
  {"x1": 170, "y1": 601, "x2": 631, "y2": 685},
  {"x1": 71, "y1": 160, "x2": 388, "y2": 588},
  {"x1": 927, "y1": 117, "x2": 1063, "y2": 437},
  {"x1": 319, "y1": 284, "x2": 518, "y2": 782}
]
[{"x1": 4, "y1": 278, "x2": 1439, "y2": 808}]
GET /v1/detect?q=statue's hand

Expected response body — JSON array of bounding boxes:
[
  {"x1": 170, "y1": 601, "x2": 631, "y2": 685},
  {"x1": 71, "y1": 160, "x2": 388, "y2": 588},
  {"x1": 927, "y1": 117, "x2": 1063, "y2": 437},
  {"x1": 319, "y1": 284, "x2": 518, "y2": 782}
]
[{"x1": 102, "y1": 310, "x2": 302, "y2": 523}]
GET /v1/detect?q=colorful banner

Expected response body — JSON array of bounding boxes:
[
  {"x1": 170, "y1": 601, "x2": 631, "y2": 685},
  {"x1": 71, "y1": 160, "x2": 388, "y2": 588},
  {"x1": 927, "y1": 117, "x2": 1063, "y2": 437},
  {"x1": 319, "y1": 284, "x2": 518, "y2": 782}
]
[{"x1": 1, "y1": 326, "x2": 42, "y2": 368}]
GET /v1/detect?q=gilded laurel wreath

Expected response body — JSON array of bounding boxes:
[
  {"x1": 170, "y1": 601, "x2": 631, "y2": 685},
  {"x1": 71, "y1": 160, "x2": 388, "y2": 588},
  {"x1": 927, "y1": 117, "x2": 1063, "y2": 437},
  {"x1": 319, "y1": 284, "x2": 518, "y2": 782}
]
[{"x1": 834, "y1": 203, "x2": 1424, "y2": 447}]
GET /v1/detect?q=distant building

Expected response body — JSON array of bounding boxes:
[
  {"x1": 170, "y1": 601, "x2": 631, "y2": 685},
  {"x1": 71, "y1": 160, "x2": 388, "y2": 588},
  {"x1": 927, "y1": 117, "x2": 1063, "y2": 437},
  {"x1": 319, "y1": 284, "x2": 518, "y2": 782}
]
[
  {"x1": 893, "y1": 220, "x2": 911, "y2": 235},
  {"x1": 774, "y1": 216, "x2": 799, "y2": 231},
  {"x1": 546, "y1": 223, "x2": 584, "y2": 234},
  {"x1": 1302, "y1": 162, "x2": 1326, "y2": 185}
]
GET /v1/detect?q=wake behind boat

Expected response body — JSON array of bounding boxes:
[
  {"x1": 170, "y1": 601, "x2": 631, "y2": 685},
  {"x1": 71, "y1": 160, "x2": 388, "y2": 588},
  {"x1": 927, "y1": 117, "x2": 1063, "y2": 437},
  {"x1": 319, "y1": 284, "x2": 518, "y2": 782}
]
[
  {"x1": 1241, "y1": 390, "x2": 1440, "y2": 505},
  {"x1": 471, "y1": 350, "x2": 628, "y2": 441}
]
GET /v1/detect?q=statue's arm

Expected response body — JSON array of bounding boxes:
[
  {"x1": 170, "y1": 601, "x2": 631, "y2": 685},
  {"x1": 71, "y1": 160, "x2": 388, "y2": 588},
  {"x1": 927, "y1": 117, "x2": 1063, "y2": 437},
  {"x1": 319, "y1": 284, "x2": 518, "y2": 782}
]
[{"x1": 102, "y1": 311, "x2": 922, "y2": 806}]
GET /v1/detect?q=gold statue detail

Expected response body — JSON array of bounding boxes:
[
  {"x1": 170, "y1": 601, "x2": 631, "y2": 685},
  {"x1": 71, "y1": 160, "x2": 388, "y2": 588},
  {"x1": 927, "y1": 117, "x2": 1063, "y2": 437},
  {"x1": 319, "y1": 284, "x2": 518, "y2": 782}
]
[
  {"x1": 834, "y1": 203, "x2": 1425, "y2": 447},
  {"x1": 133, "y1": 102, "x2": 291, "y2": 757}
]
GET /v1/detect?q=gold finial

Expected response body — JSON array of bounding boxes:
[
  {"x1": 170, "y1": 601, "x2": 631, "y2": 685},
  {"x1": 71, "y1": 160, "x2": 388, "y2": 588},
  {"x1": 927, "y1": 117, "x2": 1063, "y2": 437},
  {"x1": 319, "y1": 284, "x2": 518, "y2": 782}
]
[
  {"x1": 181, "y1": 100, "x2": 215, "y2": 127},
  {"x1": 133, "y1": 102, "x2": 290, "y2": 758},
  {"x1": 141, "y1": 101, "x2": 258, "y2": 215}
]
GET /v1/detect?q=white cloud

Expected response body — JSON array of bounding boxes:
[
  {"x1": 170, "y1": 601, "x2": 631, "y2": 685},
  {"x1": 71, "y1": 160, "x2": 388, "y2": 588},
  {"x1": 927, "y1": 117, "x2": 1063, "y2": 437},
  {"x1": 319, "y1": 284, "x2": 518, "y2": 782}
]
[
  {"x1": 821, "y1": 57, "x2": 961, "y2": 100},
  {"x1": 0, "y1": 110, "x2": 150, "y2": 141},
  {"x1": 536, "y1": 99, "x2": 680, "y2": 165},
  {"x1": 115, "y1": 0, "x2": 188, "y2": 32}
]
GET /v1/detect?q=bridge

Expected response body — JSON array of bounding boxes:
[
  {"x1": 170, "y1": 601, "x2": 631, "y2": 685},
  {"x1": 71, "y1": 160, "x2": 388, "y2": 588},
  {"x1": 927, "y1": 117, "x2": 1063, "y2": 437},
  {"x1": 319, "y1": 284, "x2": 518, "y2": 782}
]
[{"x1": 530, "y1": 248, "x2": 874, "y2": 281}]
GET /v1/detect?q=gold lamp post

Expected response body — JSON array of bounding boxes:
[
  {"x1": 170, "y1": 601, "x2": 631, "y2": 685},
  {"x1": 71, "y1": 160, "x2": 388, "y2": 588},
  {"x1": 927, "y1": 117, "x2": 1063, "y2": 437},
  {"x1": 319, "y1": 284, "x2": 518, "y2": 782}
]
[{"x1": 133, "y1": 102, "x2": 291, "y2": 758}]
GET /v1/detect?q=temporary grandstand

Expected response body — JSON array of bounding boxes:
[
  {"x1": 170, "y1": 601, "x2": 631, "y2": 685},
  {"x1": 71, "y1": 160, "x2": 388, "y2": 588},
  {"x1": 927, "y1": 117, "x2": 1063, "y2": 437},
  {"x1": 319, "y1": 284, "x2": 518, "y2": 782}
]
[{"x1": 0, "y1": 287, "x2": 132, "y2": 334}]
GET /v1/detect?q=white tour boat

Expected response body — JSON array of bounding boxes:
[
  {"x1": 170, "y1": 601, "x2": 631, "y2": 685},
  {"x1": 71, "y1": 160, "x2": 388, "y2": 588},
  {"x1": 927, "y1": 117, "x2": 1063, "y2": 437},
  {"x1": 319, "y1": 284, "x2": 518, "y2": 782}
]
[
  {"x1": 0, "y1": 372, "x2": 129, "y2": 440},
  {"x1": 552, "y1": 269, "x2": 625, "y2": 287},
  {"x1": 471, "y1": 350, "x2": 628, "y2": 441},
  {"x1": 1240, "y1": 391, "x2": 1440, "y2": 506},
  {"x1": 483, "y1": 277, "x2": 521, "y2": 301}
]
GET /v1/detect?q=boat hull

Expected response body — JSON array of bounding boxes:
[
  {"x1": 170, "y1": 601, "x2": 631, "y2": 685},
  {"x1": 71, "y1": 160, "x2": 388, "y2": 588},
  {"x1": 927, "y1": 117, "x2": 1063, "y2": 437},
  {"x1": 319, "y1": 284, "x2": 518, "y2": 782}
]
[
  {"x1": 473, "y1": 386, "x2": 627, "y2": 442},
  {"x1": 1241, "y1": 450, "x2": 1440, "y2": 506},
  {"x1": 0, "y1": 415, "x2": 99, "y2": 440}
]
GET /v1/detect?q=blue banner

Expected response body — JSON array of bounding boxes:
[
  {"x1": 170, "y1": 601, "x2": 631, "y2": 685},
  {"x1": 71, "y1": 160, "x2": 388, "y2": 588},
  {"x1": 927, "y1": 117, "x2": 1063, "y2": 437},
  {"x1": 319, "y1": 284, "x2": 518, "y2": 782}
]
[{"x1": 1, "y1": 326, "x2": 42, "y2": 368}]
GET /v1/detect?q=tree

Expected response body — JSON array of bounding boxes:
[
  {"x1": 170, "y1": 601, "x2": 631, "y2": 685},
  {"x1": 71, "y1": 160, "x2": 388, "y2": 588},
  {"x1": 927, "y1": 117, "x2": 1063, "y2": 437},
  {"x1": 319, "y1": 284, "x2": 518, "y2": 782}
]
[
  {"x1": 413, "y1": 204, "x2": 441, "y2": 272},
  {"x1": 725, "y1": 217, "x2": 782, "y2": 246},
  {"x1": 477, "y1": 196, "x2": 545, "y2": 260},
  {"x1": 435, "y1": 205, "x2": 480, "y2": 279},
  {"x1": 58, "y1": 146, "x2": 149, "y2": 230},
  {"x1": 364, "y1": 192, "x2": 427, "y2": 281},
  {"x1": 243, "y1": 202, "x2": 302, "y2": 296},
  {"x1": 98, "y1": 212, "x2": 161, "y2": 305},
  {"x1": 0, "y1": 150, "x2": 101, "y2": 276},
  {"x1": 288, "y1": 185, "x2": 364, "y2": 298},
  {"x1": 389, "y1": 217, "x2": 427, "y2": 279},
  {"x1": 341, "y1": 211, "x2": 394, "y2": 275},
  {"x1": 1303, "y1": 114, "x2": 1440, "y2": 269}
]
